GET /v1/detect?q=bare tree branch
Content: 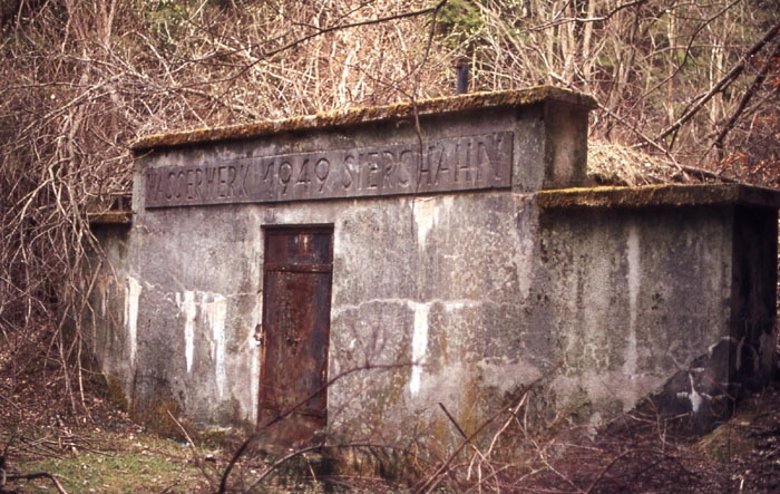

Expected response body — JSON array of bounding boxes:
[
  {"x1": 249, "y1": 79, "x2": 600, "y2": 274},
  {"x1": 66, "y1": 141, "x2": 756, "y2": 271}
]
[
  {"x1": 212, "y1": 0, "x2": 448, "y2": 85},
  {"x1": 529, "y1": 0, "x2": 649, "y2": 31},
  {"x1": 654, "y1": 18, "x2": 780, "y2": 147},
  {"x1": 639, "y1": 0, "x2": 742, "y2": 102},
  {"x1": 711, "y1": 40, "x2": 780, "y2": 155}
]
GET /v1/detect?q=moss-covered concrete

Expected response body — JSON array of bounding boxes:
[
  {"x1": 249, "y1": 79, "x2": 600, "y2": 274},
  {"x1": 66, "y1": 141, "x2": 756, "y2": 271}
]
[
  {"x1": 537, "y1": 183, "x2": 780, "y2": 209},
  {"x1": 131, "y1": 86, "x2": 596, "y2": 152}
]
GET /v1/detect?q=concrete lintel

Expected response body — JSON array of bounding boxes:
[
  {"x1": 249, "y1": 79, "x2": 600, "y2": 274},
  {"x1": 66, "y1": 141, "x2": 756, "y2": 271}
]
[
  {"x1": 130, "y1": 86, "x2": 597, "y2": 152},
  {"x1": 537, "y1": 184, "x2": 780, "y2": 210}
]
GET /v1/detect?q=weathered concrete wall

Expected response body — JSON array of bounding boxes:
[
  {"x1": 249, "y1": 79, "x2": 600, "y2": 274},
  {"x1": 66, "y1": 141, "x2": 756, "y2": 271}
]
[
  {"x1": 88, "y1": 222, "x2": 133, "y2": 406},
  {"x1": 88, "y1": 88, "x2": 779, "y2": 450},
  {"x1": 536, "y1": 206, "x2": 733, "y2": 430},
  {"x1": 537, "y1": 188, "x2": 779, "y2": 432},
  {"x1": 730, "y1": 206, "x2": 778, "y2": 390}
]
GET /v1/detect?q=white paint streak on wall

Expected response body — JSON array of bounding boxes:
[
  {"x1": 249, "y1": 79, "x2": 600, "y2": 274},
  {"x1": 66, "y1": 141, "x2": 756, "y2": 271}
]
[
  {"x1": 409, "y1": 302, "x2": 431, "y2": 397},
  {"x1": 204, "y1": 295, "x2": 228, "y2": 398},
  {"x1": 512, "y1": 197, "x2": 536, "y2": 299},
  {"x1": 734, "y1": 336, "x2": 745, "y2": 370},
  {"x1": 676, "y1": 373, "x2": 704, "y2": 413},
  {"x1": 332, "y1": 297, "x2": 486, "y2": 319},
  {"x1": 443, "y1": 300, "x2": 465, "y2": 312},
  {"x1": 688, "y1": 373, "x2": 702, "y2": 413},
  {"x1": 249, "y1": 296, "x2": 263, "y2": 419},
  {"x1": 624, "y1": 226, "x2": 640, "y2": 376},
  {"x1": 100, "y1": 281, "x2": 107, "y2": 317},
  {"x1": 124, "y1": 276, "x2": 142, "y2": 365},
  {"x1": 413, "y1": 198, "x2": 440, "y2": 251},
  {"x1": 175, "y1": 291, "x2": 198, "y2": 373},
  {"x1": 709, "y1": 336, "x2": 735, "y2": 357}
]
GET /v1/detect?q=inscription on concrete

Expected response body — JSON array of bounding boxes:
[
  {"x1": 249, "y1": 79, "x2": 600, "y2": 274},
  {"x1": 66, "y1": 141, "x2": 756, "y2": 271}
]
[{"x1": 145, "y1": 132, "x2": 513, "y2": 208}]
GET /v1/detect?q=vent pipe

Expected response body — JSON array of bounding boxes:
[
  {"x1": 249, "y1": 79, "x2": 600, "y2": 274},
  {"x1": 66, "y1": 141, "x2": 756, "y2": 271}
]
[{"x1": 455, "y1": 58, "x2": 469, "y2": 94}]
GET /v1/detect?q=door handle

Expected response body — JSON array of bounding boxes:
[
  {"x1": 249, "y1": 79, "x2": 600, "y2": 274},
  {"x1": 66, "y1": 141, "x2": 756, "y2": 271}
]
[{"x1": 254, "y1": 324, "x2": 263, "y2": 344}]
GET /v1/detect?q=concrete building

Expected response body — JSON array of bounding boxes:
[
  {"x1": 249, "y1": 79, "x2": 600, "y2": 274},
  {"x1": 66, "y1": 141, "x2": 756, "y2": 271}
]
[{"x1": 88, "y1": 87, "x2": 779, "y2": 450}]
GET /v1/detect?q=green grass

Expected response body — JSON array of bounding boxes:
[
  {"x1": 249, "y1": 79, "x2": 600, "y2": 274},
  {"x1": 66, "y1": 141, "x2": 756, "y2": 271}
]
[{"x1": 13, "y1": 432, "x2": 209, "y2": 493}]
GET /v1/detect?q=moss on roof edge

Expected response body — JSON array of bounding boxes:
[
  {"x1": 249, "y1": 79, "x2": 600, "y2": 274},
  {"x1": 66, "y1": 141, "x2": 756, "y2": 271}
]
[
  {"x1": 537, "y1": 184, "x2": 780, "y2": 210},
  {"x1": 131, "y1": 86, "x2": 596, "y2": 152}
]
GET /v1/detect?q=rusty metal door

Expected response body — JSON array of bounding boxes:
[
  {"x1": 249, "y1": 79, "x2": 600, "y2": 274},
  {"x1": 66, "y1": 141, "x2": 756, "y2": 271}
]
[{"x1": 258, "y1": 225, "x2": 333, "y2": 445}]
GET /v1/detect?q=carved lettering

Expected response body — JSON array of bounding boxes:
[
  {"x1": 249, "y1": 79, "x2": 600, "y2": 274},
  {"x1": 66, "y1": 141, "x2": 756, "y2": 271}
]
[
  {"x1": 455, "y1": 139, "x2": 473, "y2": 183},
  {"x1": 363, "y1": 152, "x2": 380, "y2": 189},
  {"x1": 228, "y1": 166, "x2": 238, "y2": 197},
  {"x1": 341, "y1": 154, "x2": 355, "y2": 189},
  {"x1": 216, "y1": 166, "x2": 227, "y2": 197},
  {"x1": 381, "y1": 151, "x2": 395, "y2": 189},
  {"x1": 261, "y1": 158, "x2": 275, "y2": 198},
  {"x1": 205, "y1": 167, "x2": 217, "y2": 198},
  {"x1": 478, "y1": 133, "x2": 505, "y2": 182},
  {"x1": 238, "y1": 164, "x2": 250, "y2": 197},
  {"x1": 432, "y1": 143, "x2": 452, "y2": 185},
  {"x1": 166, "y1": 171, "x2": 176, "y2": 200},
  {"x1": 194, "y1": 169, "x2": 203, "y2": 200},
  {"x1": 296, "y1": 158, "x2": 311, "y2": 192},
  {"x1": 279, "y1": 161, "x2": 293, "y2": 195},
  {"x1": 145, "y1": 131, "x2": 513, "y2": 208},
  {"x1": 314, "y1": 158, "x2": 329, "y2": 192},
  {"x1": 419, "y1": 145, "x2": 434, "y2": 186},
  {"x1": 146, "y1": 170, "x2": 158, "y2": 201},
  {"x1": 398, "y1": 149, "x2": 414, "y2": 187}
]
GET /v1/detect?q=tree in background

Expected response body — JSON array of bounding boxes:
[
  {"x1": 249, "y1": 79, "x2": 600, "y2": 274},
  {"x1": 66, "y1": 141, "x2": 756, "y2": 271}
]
[{"x1": 442, "y1": 0, "x2": 780, "y2": 174}]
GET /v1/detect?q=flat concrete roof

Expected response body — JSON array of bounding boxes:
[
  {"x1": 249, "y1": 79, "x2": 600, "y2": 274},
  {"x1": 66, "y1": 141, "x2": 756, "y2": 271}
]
[
  {"x1": 131, "y1": 86, "x2": 597, "y2": 152},
  {"x1": 537, "y1": 184, "x2": 780, "y2": 210}
]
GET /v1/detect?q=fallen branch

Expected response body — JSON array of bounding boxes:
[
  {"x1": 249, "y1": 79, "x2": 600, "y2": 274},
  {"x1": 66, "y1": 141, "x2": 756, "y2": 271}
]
[
  {"x1": 239, "y1": 444, "x2": 324, "y2": 494},
  {"x1": 166, "y1": 410, "x2": 196, "y2": 450},
  {"x1": 414, "y1": 369, "x2": 554, "y2": 494},
  {"x1": 3, "y1": 471, "x2": 69, "y2": 494}
]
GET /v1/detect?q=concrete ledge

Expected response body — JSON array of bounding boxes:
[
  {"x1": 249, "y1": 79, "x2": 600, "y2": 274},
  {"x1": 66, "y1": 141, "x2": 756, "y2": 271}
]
[
  {"x1": 88, "y1": 211, "x2": 132, "y2": 226},
  {"x1": 131, "y1": 86, "x2": 597, "y2": 152},
  {"x1": 537, "y1": 184, "x2": 780, "y2": 210}
]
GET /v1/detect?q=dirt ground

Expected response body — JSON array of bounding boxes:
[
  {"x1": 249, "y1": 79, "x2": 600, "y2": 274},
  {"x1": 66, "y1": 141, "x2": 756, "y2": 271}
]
[
  {"x1": 510, "y1": 388, "x2": 780, "y2": 493},
  {"x1": 3, "y1": 341, "x2": 780, "y2": 493}
]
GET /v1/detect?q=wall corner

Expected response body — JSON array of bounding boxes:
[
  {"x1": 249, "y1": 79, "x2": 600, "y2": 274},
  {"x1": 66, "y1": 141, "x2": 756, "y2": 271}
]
[{"x1": 541, "y1": 100, "x2": 592, "y2": 190}]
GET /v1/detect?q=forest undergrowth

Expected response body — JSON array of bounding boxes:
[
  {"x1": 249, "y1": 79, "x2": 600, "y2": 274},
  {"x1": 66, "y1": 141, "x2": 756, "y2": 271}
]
[{"x1": 4, "y1": 345, "x2": 780, "y2": 493}]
